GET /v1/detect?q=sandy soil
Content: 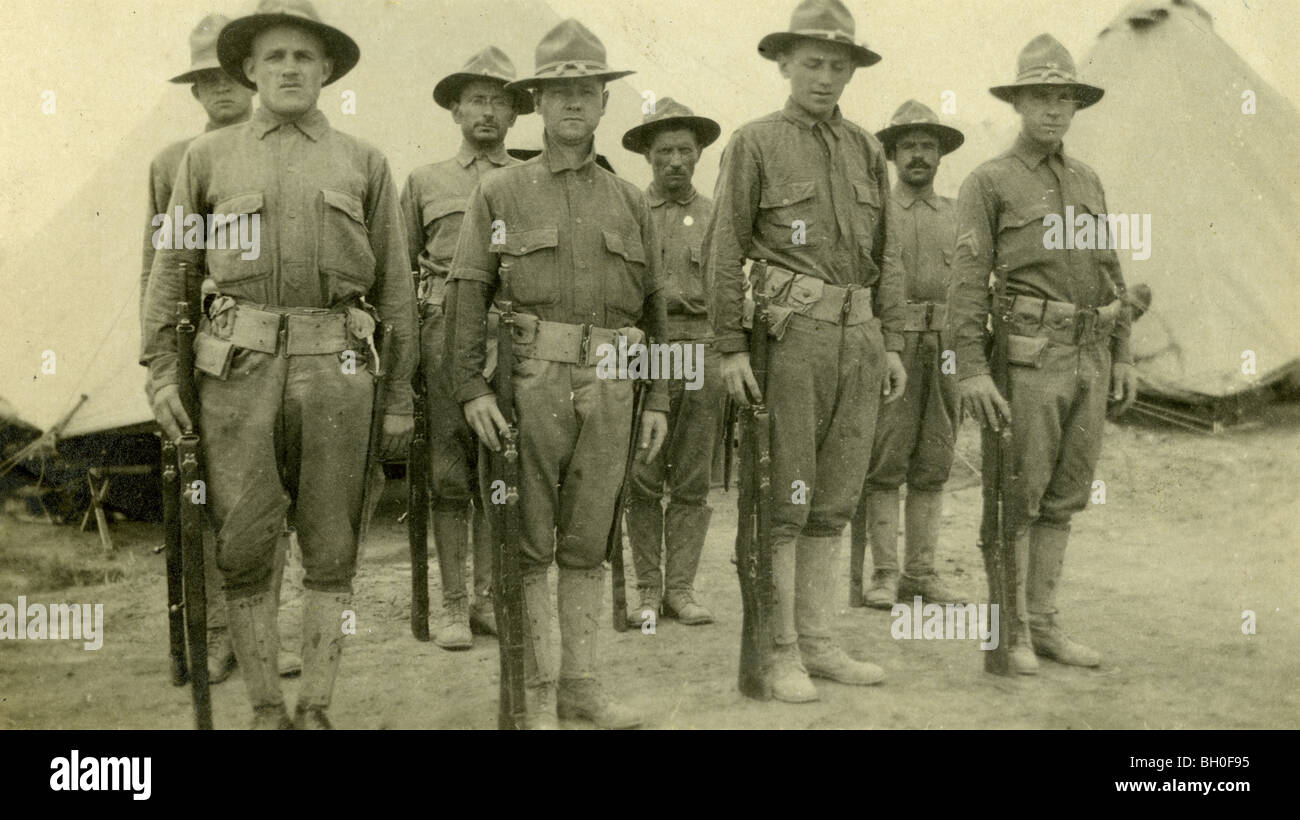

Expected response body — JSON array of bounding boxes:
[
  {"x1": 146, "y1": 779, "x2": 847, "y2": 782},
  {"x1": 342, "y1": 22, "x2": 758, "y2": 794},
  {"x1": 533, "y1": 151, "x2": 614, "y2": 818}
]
[{"x1": 2, "y1": 403, "x2": 1297, "y2": 730}]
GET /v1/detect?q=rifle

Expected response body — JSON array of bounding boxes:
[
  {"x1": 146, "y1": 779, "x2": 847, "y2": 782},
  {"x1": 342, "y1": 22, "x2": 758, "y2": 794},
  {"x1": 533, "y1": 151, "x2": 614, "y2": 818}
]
[
  {"x1": 408, "y1": 303, "x2": 431, "y2": 641},
  {"x1": 721, "y1": 397, "x2": 738, "y2": 492},
  {"x1": 605, "y1": 379, "x2": 647, "y2": 633},
  {"x1": 159, "y1": 438, "x2": 187, "y2": 687},
  {"x1": 735, "y1": 300, "x2": 774, "y2": 699},
  {"x1": 174, "y1": 299, "x2": 212, "y2": 729},
  {"x1": 978, "y1": 277, "x2": 1016, "y2": 675},
  {"x1": 359, "y1": 321, "x2": 395, "y2": 547},
  {"x1": 489, "y1": 263, "x2": 527, "y2": 730}
]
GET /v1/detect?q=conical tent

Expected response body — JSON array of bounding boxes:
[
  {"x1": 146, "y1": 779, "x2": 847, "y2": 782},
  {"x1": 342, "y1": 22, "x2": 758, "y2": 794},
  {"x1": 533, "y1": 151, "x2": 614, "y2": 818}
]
[{"x1": 1070, "y1": 0, "x2": 1300, "y2": 401}]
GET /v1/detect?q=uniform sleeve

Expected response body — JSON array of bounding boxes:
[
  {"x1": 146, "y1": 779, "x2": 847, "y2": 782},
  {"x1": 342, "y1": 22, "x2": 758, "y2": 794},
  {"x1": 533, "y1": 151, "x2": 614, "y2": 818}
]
[
  {"x1": 635, "y1": 195, "x2": 671, "y2": 414},
  {"x1": 705, "y1": 130, "x2": 761, "y2": 354},
  {"x1": 947, "y1": 169, "x2": 1000, "y2": 380},
  {"x1": 447, "y1": 181, "x2": 500, "y2": 403},
  {"x1": 871, "y1": 150, "x2": 905, "y2": 353},
  {"x1": 399, "y1": 173, "x2": 425, "y2": 278},
  {"x1": 364, "y1": 154, "x2": 418, "y2": 416},
  {"x1": 1097, "y1": 185, "x2": 1133, "y2": 366},
  {"x1": 141, "y1": 150, "x2": 206, "y2": 394}
]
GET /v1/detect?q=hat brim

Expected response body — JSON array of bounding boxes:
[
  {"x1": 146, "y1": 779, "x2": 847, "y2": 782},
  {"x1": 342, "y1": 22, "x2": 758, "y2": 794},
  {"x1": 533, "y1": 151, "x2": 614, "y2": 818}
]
[
  {"x1": 876, "y1": 122, "x2": 965, "y2": 156},
  {"x1": 758, "y1": 32, "x2": 881, "y2": 67},
  {"x1": 622, "y1": 115, "x2": 722, "y2": 154},
  {"x1": 433, "y1": 72, "x2": 534, "y2": 114},
  {"x1": 169, "y1": 62, "x2": 228, "y2": 85},
  {"x1": 989, "y1": 81, "x2": 1105, "y2": 109},
  {"x1": 217, "y1": 13, "x2": 360, "y2": 90},
  {"x1": 503, "y1": 69, "x2": 636, "y2": 93}
]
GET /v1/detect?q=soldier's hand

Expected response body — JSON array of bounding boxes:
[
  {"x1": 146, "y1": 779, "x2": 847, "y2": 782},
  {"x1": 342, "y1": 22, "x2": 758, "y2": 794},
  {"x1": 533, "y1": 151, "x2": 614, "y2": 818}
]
[
  {"x1": 882, "y1": 351, "x2": 907, "y2": 405},
  {"x1": 1110, "y1": 362, "x2": 1139, "y2": 415},
  {"x1": 381, "y1": 414, "x2": 414, "y2": 459},
  {"x1": 637, "y1": 410, "x2": 669, "y2": 464},
  {"x1": 463, "y1": 393, "x2": 509, "y2": 452},
  {"x1": 958, "y1": 374, "x2": 1012, "y2": 430},
  {"x1": 150, "y1": 383, "x2": 192, "y2": 443},
  {"x1": 721, "y1": 352, "x2": 763, "y2": 406}
]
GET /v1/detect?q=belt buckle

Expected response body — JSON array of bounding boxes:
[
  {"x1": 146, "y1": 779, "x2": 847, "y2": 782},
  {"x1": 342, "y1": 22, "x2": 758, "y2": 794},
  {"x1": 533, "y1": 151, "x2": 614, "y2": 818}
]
[{"x1": 577, "y1": 323, "x2": 593, "y2": 366}]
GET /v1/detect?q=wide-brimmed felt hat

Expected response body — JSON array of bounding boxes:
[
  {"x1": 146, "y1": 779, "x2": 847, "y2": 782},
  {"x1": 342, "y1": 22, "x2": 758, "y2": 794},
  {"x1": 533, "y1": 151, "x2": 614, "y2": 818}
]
[
  {"x1": 758, "y1": 0, "x2": 881, "y2": 68},
  {"x1": 170, "y1": 13, "x2": 233, "y2": 84},
  {"x1": 504, "y1": 19, "x2": 634, "y2": 92},
  {"x1": 875, "y1": 99, "x2": 964, "y2": 156},
  {"x1": 218, "y1": 0, "x2": 360, "y2": 90},
  {"x1": 621, "y1": 98, "x2": 721, "y2": 154},
  {"x1": 989, "y1": 33, "x2": 1104, "y2": 109},
  {"x1": 433, "y1": 46, "x2": 534, "y2": 115}
]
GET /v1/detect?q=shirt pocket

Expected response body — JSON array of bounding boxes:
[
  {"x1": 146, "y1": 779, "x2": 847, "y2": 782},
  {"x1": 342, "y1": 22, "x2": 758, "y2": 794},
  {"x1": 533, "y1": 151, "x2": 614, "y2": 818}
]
[
  {"x1": 851, "y1": 179, "x2": 883, "y2": 256},
  {"x1": 602, "y1": 229, "x2": 649, "y2": 320},
  {"x1": 493, "y1": 226, "x2": 559, "y2": 306},
  {"x1": 421, "y1": 198, "x2": 466, "y2": 268},
  {"x1": 994, "y1": 197, "x2": 1055, "y2": 275},
  {"x1": 319, "y1": 189, "x2": 377, "y2": 294},
  {"x1": 207, "y1": 192, "x2": 270, "y2": 288},
  {"x1": 682, "y1": 242, "x2": 708, "y2": 308},
  {"x1": 759, "y1": 180, "x2": 817, "y2": 249}
]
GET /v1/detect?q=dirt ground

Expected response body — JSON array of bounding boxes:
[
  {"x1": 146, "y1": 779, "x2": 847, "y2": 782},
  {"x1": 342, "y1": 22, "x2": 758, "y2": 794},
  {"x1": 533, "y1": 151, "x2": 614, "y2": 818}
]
[{"x1": 2, "y1": 402, "x2": 1297, "y2": 730}]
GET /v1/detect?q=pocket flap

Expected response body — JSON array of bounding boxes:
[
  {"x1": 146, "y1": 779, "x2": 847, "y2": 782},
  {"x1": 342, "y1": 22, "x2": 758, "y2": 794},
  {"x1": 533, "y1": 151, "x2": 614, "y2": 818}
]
[
  {"x1": 193, "y1": 332, "x2": 235, "y2": 380},
  {"x1": 852, "y1": 180, "x2": 881, "y2": 207},
  {"x1": 760, "y1": 181, "x2": 816, "y2": 209},
  {"x1": 494, "y1": 227, "x2": 558, "y2": 256},
  {"x1": 421, "y1": 198, "x2": 465, "y2": 226},
  {"x1": 323, "y1": 189, "x2": 366, "y2": 224},
  {"x1": 602, "y1": 230, "x2": 647, "y2": 264},
  {"x1": 1006, "y1": 333, "x2": 1049, "y2": 368},
  {"x1": 214, "y1": 191, "x2": 264, "y2": 217},
  {"x1": 998, "y1": 199, "x2": 1054, "y2": 232}
]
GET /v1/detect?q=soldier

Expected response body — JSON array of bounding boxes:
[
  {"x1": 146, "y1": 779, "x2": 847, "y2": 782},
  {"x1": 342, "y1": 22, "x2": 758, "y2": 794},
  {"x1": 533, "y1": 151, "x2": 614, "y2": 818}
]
[
  {"x1": 949, "y1": 34, "x2": 1138, "y2": 674},
  {"x1": 400, "y1": 47, "x2": 532, "y2": 650},
  {"x1": 143, "y1": 13, "x2": 254, "y2": 687},
  {"x1": 619, "y1": 99, "x2": 724, "y2": 628},
  {"x1": 447, "y1": 19, "x2": 670, "y2": 729},
  {"x1": 706, "y1": 0, "x2": 908, "y2": 703},
  {"x1": 850, "y1": 100, "x2": 964, "y2": 610},
  {"x1": 142, "y1": 0, "x2": 417, "y2": 728}
]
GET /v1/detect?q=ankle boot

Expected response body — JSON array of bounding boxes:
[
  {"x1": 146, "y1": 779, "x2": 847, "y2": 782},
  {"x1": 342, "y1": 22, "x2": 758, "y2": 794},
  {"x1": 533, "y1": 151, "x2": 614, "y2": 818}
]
[
  {"x1": 295, "y1": 590, "x2": 350, "y2": 729},
  {"x1": 556, "y1": 567, "x2": 642, "y2": 729},
  {"x1": 520, "y1": 572, "x2": 558, "y2": 729},
  {"x1": 226, "y1": 590, "x2": 290, "y2": 729},
  {"x1": 797, "y1": 535, "x2": 885, "y2": 685},
  {"x1": 768, "y1": 536, "x2": 818, "y2": 702},
  {"x1": 1009, "y1": 531, "x2": 1038, "y2": 675},
  {"x1": 433, "y1": 507, "x2": 473, "y2": 649},
  {"x1": 1027, "y1": 525, "x2": 1100, "y2": 667}
]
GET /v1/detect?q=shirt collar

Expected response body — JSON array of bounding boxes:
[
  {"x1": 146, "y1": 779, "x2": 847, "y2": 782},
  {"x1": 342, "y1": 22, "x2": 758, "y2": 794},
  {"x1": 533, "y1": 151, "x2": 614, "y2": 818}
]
[
  {"x1": 646, "y1": 181, "x2": 698, "y2": 208},
  {"x1": 892, "y1": 183, "x2": 938, "y2": 211},
  {"x1": 781, "y1": 97, "x2": 845, "y2": 138},
  {"x1": 1011, "y1": 132, "x2": 1066, "y2": 169},
  {"x1": 456, "y1": 141, "x2": 512, "y2": 168},
  {"x1": 252, "y1": 106, "x2": 329, "y2": 141},
  {"x1": 541, "y1": 132, "x2": 599, "y2": 173}
]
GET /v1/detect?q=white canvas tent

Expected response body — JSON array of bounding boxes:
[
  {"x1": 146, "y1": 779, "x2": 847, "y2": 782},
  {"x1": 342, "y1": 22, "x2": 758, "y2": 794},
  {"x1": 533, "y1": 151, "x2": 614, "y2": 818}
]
[{"x1": 1071, "y1": 0, "x2": 1300, "y2": 401}]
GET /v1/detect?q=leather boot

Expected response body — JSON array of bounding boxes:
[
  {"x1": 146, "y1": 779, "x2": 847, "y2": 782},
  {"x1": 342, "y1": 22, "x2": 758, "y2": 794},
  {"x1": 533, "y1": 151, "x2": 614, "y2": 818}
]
[
  {"x1": 663, "y1": 503, "x2": 713, "y2": 624},
  {"x1": 626, "y1": 585, "x2": 661, "y2": 630},
  {"x1": 625, "y1": 496, "x2": 665, "y2": 601},
  {"x1": 226, "y1": 591, "x2": 291, "y2": 729},
  {"x1": 1009, "y1": 531, "x2": 1038, "y2": 675},
  {"x1": 557, "y1": 567, "x2": 642, "y2": 729},
  {"x1": 206, "y1": 626, "x2": 237, "y2": 684},
  {"x1": 768, "y1": 536, "x2": 818, "y2": 702},
  {"x1": 797, "y1": 534, "x2": 885, "y2": 685},
  {"x1": 898, "y1": 489, "x2": 957, "y2": 604},
  {"x1": 469, "y1": 502, "x2": 497, "y2": 635},
  {"x1": 520, "y1": 572, "x2": 558, "y2": 729},
  {"x1": 864, "y1": 490, "x2": 901, "y2": 609},
  {"x1": 295, "y1": 590, "x2": 350, "y2": 729},
  {"x1": 1027, "y1": 525, "x2": 1100, "y2": 667},
  {"x1": 433, "y1": 507, "x2": 473, "y2": 650}
]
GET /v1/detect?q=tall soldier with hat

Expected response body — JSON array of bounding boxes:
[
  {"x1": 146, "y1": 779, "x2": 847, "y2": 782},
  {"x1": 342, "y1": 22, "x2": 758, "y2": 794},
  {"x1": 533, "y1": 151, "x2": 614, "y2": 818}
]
[
  {"x1": 447, "y1": 19, "x2": 670, "y2": 729},
  {"x1": 142, "y1": 0, "x2": 417, "y2": 728},
  {"x1": 400, "y1": 47, "x2": 531, "y2": 650},
  {"x1": 142, "y1": 12, "x2": 254, "y2": 687},
  {"x1": 706, "y1": 0, "x2": 908, "y2": 703},
  {"x1": 850, "y1": 100, "x2": 965, "y2": 610},
  {"x1": 949, "y1": 34, "x2": 1137, "y2": 674},
  {"x1": 619, "y1": 99, "x2": 724, "y2": 628}
]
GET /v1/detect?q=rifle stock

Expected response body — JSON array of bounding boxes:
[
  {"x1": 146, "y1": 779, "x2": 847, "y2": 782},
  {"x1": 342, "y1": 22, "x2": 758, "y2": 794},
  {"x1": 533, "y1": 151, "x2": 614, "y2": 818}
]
[
  {"x1": 160, "y1": 439, "x2": 187, "y2": 687},
  {"x1": 606, "y1": 381, "x2": 646, "y2": 633},
  {"x1": 980, "y1": 280, "x2": 1016, "y2": 675},
  {"x1": 736, "y1": 302, "x2": 773, "y2": 699}
]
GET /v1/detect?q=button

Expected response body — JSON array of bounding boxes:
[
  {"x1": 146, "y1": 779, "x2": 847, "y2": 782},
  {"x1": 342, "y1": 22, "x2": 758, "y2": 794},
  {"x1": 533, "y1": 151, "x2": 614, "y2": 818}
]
[{"x1": 683, "y1": 215, "x2": 694, "y2": 227}]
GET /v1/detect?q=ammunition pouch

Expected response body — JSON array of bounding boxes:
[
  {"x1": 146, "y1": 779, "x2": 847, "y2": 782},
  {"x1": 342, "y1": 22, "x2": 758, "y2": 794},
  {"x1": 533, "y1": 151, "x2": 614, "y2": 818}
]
[
  {"x1": 499, "y1": 311, "x2": 644, "y2": 366},
  {"x1": 751, "y1": 261, "x2": 873, "y2": 340},
  {"x1": 1000, "y1": 295, "x2": 1121, "y2": 349},
  {"x1": 196, "y1": 301, "x2": 360, "y2": 379}
]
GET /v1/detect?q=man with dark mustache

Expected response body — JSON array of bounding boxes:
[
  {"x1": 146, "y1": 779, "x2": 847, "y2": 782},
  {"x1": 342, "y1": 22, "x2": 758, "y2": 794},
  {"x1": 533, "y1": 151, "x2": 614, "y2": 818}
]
[
  {"x1": 142, "y1": 0, "x2": 417, "y2": 728},
  {"x1": 850, "y1": 100, "x2": 965, "y2": 610},
  {"x1": 400, "y1": 47, "x2": 531, "y2": 650}
]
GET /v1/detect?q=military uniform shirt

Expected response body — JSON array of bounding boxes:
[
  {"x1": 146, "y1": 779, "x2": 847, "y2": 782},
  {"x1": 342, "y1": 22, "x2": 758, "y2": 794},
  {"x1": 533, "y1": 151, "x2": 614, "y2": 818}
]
[
  {"x1": 141, "y1": 106, "x2": 417, "y2": 414},
  {"x1": 949, "y1": 133, "x2": 1133, "y2": 380},
  {"x1": 706, "y1": 98, "x2": 906, "y2": 354},
  {"x1": 892, "y1": 185, "x2": 956, "y2": 303},
  {"x1": 647, "y1": 183, "x2": 712, "y2": 320}
]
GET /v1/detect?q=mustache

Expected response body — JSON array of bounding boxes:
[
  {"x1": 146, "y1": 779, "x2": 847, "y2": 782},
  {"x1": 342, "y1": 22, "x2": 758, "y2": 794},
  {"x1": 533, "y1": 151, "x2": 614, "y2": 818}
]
[{"x1": 906, "y1": 161, "x2": 932, "y2": 170}]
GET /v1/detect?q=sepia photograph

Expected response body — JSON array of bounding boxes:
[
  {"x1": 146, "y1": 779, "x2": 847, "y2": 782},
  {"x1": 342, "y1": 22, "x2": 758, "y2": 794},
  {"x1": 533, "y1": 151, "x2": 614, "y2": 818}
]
[{"x1": 0, "y1": 0, "x2": 1295, "y2": 773}]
